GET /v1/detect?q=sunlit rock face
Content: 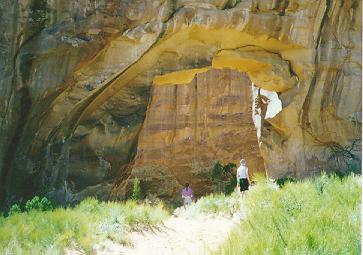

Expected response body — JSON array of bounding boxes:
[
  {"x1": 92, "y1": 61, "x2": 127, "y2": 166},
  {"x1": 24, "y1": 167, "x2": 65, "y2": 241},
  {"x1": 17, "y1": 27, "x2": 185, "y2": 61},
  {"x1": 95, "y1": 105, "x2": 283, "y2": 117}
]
[
  {"x1": 0, "y1": 0, "x2": 361, "y2": 207},
  {"x1": 126, "y1": 69, "x2": 264, "y2": 198}
]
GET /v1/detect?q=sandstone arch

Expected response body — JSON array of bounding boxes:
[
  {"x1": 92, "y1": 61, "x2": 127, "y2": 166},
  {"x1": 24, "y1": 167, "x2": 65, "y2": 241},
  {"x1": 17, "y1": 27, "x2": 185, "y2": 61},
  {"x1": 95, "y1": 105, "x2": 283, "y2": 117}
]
[{"x1": 0, "y1": 0, "x2": 360, "y2": 207}]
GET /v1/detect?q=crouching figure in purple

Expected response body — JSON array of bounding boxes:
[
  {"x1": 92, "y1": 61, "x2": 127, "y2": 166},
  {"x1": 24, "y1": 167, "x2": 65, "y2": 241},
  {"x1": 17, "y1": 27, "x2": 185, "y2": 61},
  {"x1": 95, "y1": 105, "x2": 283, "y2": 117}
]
[{"x1": 181, "y1": 183, "x2": 193, "y2": 207}]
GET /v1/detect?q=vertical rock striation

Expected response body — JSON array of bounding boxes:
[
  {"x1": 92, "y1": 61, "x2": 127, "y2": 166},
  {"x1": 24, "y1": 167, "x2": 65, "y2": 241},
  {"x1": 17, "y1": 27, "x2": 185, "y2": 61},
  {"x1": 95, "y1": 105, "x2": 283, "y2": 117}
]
[
  {"x1": 0, "y1": 0, "x2": 361, "y2": 207},
  {"x1": 128, "y1": 69, "x2": 264, "y2": 198}
]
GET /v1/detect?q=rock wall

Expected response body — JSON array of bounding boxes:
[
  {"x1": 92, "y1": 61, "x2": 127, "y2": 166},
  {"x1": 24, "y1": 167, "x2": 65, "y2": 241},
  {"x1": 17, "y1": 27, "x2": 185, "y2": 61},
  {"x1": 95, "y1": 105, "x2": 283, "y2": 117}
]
[
  {"x1": 0, "y1": 0, "x2": 361, "y2": 208},
  {"x1": 128, "y1": 69, "x2": 264, "y2": 198}
]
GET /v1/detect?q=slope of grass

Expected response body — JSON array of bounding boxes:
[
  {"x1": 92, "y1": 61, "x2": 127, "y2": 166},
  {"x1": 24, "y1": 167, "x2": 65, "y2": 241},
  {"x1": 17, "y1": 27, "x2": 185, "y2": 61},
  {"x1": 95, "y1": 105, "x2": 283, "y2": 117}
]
[
  {"x1": 215, "y1": 174, "x2": 361, "y2": 254},
  {"x1": 0, "y1": 198, "x2": 169, "y2": 254}
]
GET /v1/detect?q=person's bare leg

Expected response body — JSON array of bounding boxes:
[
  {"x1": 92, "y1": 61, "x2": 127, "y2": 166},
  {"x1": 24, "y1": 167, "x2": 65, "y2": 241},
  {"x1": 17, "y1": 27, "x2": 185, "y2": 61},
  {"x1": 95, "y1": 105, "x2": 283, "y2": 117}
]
[{"x1": 237, "y1": 186, "x2": 242, "y2": 198}]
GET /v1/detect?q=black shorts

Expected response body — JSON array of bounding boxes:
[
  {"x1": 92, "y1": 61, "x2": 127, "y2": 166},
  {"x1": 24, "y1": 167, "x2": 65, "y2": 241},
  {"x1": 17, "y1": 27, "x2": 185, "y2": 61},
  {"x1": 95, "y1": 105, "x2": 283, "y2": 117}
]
[{"x1": 239, "y1": 178, "x2": 249, "y2": 191}]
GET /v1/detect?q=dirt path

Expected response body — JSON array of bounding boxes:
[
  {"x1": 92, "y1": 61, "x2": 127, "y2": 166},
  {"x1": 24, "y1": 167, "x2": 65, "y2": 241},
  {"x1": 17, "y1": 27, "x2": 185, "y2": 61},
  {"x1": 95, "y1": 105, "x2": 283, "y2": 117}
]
[{"x1": 95, "y1": 211, "x2": 245, "y2": 255}]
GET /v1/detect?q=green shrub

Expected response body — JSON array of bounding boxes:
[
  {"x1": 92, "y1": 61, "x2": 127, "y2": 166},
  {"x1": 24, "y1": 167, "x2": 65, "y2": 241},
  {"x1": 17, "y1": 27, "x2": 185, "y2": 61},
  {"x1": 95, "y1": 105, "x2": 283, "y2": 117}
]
[
  {"x1": 225, "y1": 177, "x2": 237, "y2": 195},
  {"x1": 76, "y1": 197, "x2": 102, "y2": 213},
  {"x1": 25, "y1": 196, "x2": 53, "y2": 212},
  {"x1": 215, "y1": 174, "x2": 361, "y2": 254},
  {"x1": 211, "y1": 161, "x2": 236, "y2": 180},
  {"x1": 212, "y1": 161, "x2": 224, "y2": 180},
  {"x1": 6, "y1": 196, "x2": 53, "y2": 216},
  {"x1": 223, "y1": 162, "x2": 236, "y2": 173},
  {"x1": 274, "y1": 176, "x2": 296, "y2": 188},
  {"x1": 130, "y1": 177, "x2": 141, "y2": 201},
  {"x1": 0, "y1": 198, "x2": 169, "y2": 253},
  {"x1": 8, "y1": 204, "x2": 22, "y2": 216},
  {"x1": 211, "y1": 161, "x2": 237, "y2": 194}
]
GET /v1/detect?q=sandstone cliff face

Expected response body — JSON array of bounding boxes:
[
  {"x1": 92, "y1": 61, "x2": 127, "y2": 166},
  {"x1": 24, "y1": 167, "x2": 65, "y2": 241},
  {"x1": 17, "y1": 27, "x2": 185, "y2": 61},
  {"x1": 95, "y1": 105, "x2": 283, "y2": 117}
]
[
  {"x1": 0, "y1": 0, "x2": 361, "y2": 207},
  {"x1": 128, "y1": 69, "x2": 264, "y2": 198}
]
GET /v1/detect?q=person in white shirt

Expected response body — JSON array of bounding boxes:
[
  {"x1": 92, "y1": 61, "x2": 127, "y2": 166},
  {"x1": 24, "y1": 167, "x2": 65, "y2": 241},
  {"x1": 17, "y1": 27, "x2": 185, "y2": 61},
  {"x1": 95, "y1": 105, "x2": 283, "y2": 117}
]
[{"x1": 236, "y1": 158, "x2": 251, "y2": 197}]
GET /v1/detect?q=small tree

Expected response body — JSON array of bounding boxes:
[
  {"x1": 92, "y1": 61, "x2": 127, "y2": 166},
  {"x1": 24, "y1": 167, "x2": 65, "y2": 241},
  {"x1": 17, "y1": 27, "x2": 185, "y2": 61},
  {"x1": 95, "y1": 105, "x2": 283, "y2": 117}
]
[
  {"x1": 130, "y1": 177, "x2": 141, "y2": 201},
  {"x1": 211, "y1": 161, "x2": 237, "y2": 194}
]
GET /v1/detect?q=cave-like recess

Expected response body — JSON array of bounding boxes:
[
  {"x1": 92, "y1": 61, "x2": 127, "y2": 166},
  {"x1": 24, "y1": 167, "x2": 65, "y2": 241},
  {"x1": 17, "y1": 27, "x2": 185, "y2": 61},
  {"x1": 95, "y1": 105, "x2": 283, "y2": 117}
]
[{"x1": 0, "y1": 0, "x2": 361, "y2": 209}]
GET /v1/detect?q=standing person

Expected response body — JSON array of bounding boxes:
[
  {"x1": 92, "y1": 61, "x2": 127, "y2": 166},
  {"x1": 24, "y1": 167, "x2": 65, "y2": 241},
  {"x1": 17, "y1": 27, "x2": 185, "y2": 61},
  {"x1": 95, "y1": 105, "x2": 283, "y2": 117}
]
[
  {"x1": 236, "y1": 159, "x2": 250, "y2": 198},
  {"x1": 181, "y1": 183, "x2": 193, "y2": 207}
]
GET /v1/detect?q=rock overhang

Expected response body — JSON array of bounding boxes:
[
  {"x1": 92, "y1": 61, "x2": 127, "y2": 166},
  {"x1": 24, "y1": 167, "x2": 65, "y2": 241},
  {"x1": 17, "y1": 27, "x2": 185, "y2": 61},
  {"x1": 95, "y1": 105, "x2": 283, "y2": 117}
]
[{"x1": 1, "y1": 0, "x2": 360, "y2": 207}]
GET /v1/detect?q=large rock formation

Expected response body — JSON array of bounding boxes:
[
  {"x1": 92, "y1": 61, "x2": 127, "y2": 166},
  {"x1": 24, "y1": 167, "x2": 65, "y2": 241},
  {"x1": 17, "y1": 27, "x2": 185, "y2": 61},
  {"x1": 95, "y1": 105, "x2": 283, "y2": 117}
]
[
  {"x1": 0, "y1": 0, "x2": 361, "y2": 208},
  {"x1": 127, "y1": 69, "x2": 264, "y2": 198}
]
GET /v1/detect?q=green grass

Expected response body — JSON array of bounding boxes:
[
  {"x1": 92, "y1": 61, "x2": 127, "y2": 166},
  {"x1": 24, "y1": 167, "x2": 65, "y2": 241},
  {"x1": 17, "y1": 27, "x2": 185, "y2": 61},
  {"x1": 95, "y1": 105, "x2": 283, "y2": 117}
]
[
  {"x1": 174, "y1": 192, "x2": 242, "y2": 218},
  {"x1": 215, "y1": 174, "x2": 361, "y2": 254},
  {"x1": 0, "y1": 198, "x2": 169, "y2": 254}
]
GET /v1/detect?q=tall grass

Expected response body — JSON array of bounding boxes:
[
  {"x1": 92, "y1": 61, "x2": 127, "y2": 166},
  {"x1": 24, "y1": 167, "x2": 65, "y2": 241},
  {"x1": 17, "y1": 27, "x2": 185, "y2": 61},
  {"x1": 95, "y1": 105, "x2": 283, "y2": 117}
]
[
  {"x1": 0, "y1": 198, "x2": 169, "y2": 254},
  {"x1": 215, "y1": 174, "x2": 361, "y2": 254},
  {"x1": 175, "y1": 192, "x2": 242, "y2": 218}
]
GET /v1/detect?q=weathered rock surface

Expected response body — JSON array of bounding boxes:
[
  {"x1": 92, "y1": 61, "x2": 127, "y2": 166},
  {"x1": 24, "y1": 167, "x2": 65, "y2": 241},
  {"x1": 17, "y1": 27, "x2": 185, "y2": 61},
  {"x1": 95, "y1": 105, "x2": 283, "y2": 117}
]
[
  {"x1": 0, "y1": 0, "x2": 361, "y2": 207},
  {"x1": 126, "y1": 69, "x2": 264, "y2": 198}
]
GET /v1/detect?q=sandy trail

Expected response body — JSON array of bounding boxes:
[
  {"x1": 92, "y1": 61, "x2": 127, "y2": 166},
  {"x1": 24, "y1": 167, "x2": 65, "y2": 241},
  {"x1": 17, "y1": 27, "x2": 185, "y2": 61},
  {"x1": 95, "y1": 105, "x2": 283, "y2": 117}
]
[{"x1": 95, "y1": 211, "x2": 245, "y2": 255}]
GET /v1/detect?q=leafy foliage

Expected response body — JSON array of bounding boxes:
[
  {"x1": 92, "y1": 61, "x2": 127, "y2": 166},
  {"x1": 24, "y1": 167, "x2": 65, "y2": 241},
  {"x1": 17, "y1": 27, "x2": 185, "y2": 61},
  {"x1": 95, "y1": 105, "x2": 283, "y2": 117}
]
[
  {"x1": 7, "y1": 196, "x2": 53, "y2": 216},
  {"x1": 210, "y1": 161, "x2": 237, "y2": 194},
  {"x1": 25, "y1": 196, "x2": 53, "y2": 212},
  {"x1": 224, "y1": 162, "x2": 237, "y2": 173},
  {"x1": 274, "y1": 176, "x2": 296, "y2": 188},
  {"x1": 8, "y1": 204, "x2": 21, "y2": 216},
  {"x1": 130, "y1": 177, "x2": 141, "y2": 201},
  {"x1": 211, "y1": 162, "x2": 224, "y2": 180},
  {"x1": 225, "y1": 178, "x2": 237, "y2": 195}
]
